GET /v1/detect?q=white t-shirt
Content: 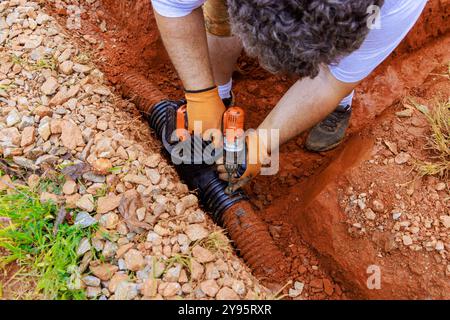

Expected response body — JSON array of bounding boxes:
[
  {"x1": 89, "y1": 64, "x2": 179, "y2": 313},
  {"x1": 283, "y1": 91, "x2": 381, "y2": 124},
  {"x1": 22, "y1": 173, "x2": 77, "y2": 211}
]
[{"x1": 151, "y1": 0, "x2": 427, "y2": 83}]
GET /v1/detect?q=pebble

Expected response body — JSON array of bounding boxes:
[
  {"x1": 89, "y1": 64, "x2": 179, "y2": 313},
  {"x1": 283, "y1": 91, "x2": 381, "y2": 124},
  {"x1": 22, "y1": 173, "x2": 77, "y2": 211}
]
[
  {"x1": 394, "y1": 152, "x2": 411, "y2": 165},
  {"x1": 74, "y1": 211, "x2": 97, "y2": 228},
  {"x1": 371, "y1": 199, "x2": 385, "y2": 212},
  {"x1": 216, "y1": 287, "x2": 239, "y2": 300},
  {"x1": 141, "y1": 278, "x2": 158, "y2": 297},
  {"x1": 181, "y1": 194, "x2": 198, "y2": 208},
  {"x1": 190, "y1": 259, "x2": 205, "y2": 280},
  {"x1": 86, "y1": 286, "x2": 101, "y2": 299},
  {"x1": 6, "y1": 109, "x2": 21, "y2": 127},
  {"x1": 440, "y1": 216, "x2": 450, "y2": 229},
  {"x1": 145, "y1": 154, "x2": 160, "y2": 168},
  {"x1": 108, "y1": 273, "x2": 129, "y2": 293},
  {"x1": 435, "y1": 241, "x2": 444, "y2": 251},
  {"x1": 77, "y1": 237, "x2": 91, "y2": 256},
  {"x1": 92, "y1": 158, "x2": 112, "y2": 175},
  {"x1": 96, "y1": 194, "x2": 122, "y2": 214},
  {"x1": 114, "y1": 281, "x2": 138, "y2": 300},
  {"x1": 162, "y1": 282, "x2": 181, "y2": 297},
  {"x1": 82, "y1": 172, "x2": 106, "y2": 183},
  {"x1": 392, "y1": 211, "x2": 402, "y2": 220},
  {"x1": 40, "y1": 192, "x2": 58, "y2": 204},
  {"x1": 164, "y1": 264, "x2": 182, "y2": 282},
  {"x1": 364, "y1": 209, "x2": 376, "y2": 221},
  {"x1": 40, "y1": 76, "x2": 58, "y2": 95},
  {"x1": 123, "y1": 174, "x2": 150, "y2": 186},
  {"x1": 146, "y1": 168, "x2": 161, "y2": 185},
  {"x1": 289, "y1": 281, "x2": 305, "y2": 298},
  {"x1": 62, "y1": 180, "x2": 77, "y2": 195},
  {"x1": 59, "y1": 60, "x2": 73, "y2": 75},
  {"x1": 185, "y1": 224, "x2": 209, "y2": 241},
  {"x1": 99, "y1": 212, "x2": 119, "y2": 229},
  {"x1": 402, "y1": 235, "x2": 413, "y2": 246},
  {"x1": 200, "y1": 280, "x2": 219, "y2": 297},
  {"x1": 309, "y1": 279, "x2": 324, "y2": 290},
  {"x1": 38, "y1": 121, "x2": 51, "y2": 141},
  {"x1": 76, "y1": 194, "x2": 95, "y2": 212},
  {"x1": 102, "y1": 241, "x2": 118, "y2": 259},
  {"x1": 89, "y1": 263, "x2": 118, "y2": 281},
  {"x1": 192, "y1": 245, "x2": 215, "y2": 263},
  {"x1": 13, "y1": 156, "x2": 38, "y2": 170},
  {"x1": 61, "y1": 120, "x2": 84, "y2": 150},
  {"x1": 82, "y1": 275, "x2": 101, "y2": 287},
  {"x1": 124, "y1": 249, "x2": 145, "y2": 272},
  {"x1": 20, "y1": 126, "x2": 35, "y2": 147}
]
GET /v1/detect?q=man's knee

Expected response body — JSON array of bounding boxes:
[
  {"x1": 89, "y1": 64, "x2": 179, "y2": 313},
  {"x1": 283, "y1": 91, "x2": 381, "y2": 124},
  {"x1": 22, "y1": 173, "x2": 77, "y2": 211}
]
[{"x1": 203, "y1": 0, "x2": 232, "y2": 37}]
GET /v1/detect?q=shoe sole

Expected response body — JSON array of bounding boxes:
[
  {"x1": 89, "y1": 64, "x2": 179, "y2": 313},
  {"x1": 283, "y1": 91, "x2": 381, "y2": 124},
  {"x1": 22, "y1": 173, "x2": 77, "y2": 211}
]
[{"x1": 305, "y1": 137, "x2": 345, "y2": 153}]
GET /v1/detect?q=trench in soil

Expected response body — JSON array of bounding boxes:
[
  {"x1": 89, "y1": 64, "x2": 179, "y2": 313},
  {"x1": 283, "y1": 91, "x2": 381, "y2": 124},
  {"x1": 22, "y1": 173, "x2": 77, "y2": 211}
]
[{"x1": 45, "y1": 0, "x2": 450, "y2": 299}]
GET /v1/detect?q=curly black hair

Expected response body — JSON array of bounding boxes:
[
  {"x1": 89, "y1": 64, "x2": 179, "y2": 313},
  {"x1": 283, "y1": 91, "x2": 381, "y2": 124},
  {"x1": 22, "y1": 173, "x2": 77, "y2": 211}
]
[{"x1": 227, "y1": 0, "x2": 385, "y2": 78}]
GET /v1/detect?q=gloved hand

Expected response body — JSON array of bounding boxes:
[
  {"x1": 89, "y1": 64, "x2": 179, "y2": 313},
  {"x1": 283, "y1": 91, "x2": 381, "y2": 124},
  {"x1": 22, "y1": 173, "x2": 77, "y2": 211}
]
[
  {"x1": 185, "y1": 86, "x2": 226, "y2": 140},
  {"x1": 216, "y1": 130, "x2": 269, "y2": 192}
]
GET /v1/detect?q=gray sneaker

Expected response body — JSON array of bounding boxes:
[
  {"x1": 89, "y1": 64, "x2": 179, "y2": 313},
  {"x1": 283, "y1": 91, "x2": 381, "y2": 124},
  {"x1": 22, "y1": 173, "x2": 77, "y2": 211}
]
[{"x1": 305, "y1": 105, "x2": 352, "y2": 152}]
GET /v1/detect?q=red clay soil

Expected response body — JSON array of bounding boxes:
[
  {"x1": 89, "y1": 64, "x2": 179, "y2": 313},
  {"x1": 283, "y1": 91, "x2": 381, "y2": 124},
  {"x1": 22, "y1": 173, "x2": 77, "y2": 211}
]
[{"x1": 44, "y1": 0, "x2": 450, "y2": 299}]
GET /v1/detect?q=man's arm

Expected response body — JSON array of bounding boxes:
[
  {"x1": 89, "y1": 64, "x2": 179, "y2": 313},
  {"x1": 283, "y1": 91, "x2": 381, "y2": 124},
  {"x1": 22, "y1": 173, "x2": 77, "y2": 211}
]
[
  {"x1": 217, "y1": 67, "x2": 359, "y2": 183},
  {"x1": 258, "y1": 66, "x2": 360, "y2": 151}
]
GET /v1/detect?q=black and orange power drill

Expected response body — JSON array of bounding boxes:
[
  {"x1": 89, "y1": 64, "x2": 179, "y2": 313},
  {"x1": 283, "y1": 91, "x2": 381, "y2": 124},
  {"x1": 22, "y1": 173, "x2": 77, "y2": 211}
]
[
  {"x1": 222, "y1": 106, "x2": 246, "y2": 194},
  {"x1": 165, "y1": 103, "x2": 246, "y2": 193}
]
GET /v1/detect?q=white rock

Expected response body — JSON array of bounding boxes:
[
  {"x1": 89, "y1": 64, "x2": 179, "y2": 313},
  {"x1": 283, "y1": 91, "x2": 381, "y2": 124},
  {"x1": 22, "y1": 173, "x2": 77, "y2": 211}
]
[
  {"x1": 435, "y1": 241, "x2": 445, "y2": 251},
  {"x1": 74, "y1": 212, "x2": 97, "y2": 228},
  {"x1": 38, "y1": 122, "x2": 51, "y2": 141},
  {"x1": 99, "y1": 212, "x2": 119, "y2": 229},
  {"x1": 394, "y1": 152, "x2": 411, "y2": 165},
  {"x1": 364, "y1": 209, "x2": 376, "y2": 221},
  {"x1": 77, "y1": 237, "x2": 91, "y2": 256},
  {"x1": 185, "y1": 224, "x2": 209, "y2": 241},
  {"x1": 6, "y1": 109, "x2": 21, "y2": 127},
  {"x1": 124, "y1": 249, "x2": 145, "y2": 272},
  {"x1": 59, "y1": 60, "x2": 74, "y2": 75},
  {"x1": 200, "y1": 280, "x2": 219, "y2": 297},
  {"x1": 76, "y1": 194, "x2": 95, "y2": 212},
  {"x1": 402, "y1": 235, "x2": 413, "y2": 246},
  {"x1": 440, "y1": 216, "x2": 450, "y2": 229},
  {"x1": 40, "y1": 77, "x2": 59, "y2": 95}
]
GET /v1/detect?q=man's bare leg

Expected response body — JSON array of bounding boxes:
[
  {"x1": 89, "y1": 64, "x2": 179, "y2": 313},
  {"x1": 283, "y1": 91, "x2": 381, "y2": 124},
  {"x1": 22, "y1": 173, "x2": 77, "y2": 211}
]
[
  {"x1": 154, "y1": 8, "x2": 214, "y2": 91},
  {"x1": 207, "y1": 34, "x2": 242, "y2": 86}
]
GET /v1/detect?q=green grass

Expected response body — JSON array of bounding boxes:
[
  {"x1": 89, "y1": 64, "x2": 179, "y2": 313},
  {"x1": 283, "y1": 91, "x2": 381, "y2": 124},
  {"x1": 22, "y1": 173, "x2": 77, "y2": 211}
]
[
  {"x1": 33, "y1": 57, "x2": 57, "y2": 71},
  {"x1": 0, "y1": 183, "x2": 96, "y2": 300},
  {"x1": 164, "y1": 254, "x2": 192, "y2": 274}
]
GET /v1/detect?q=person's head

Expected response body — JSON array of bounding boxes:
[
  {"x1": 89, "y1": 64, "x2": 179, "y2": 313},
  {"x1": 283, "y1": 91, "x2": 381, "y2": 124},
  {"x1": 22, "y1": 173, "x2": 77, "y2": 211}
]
[{"x1": 227, "y1": 0, "x2": 384, "y2": 78}]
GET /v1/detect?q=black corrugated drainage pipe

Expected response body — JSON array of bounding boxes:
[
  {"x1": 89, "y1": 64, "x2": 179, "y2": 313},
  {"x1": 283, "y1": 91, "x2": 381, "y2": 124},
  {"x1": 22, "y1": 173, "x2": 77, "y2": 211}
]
[{"x1": 122, "y1": 73, "x2": 289, "y2": 285}]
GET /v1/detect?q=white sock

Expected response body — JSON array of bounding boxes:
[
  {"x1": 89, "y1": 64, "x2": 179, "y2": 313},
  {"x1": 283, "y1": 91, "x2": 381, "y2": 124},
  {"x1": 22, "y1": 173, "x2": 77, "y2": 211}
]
[
  {"x1": 339, "y1": 90, "x2": 354, "y2": 109},
  {"x1": 218, "y1": 79, "x2": 232, "y2": 99}
]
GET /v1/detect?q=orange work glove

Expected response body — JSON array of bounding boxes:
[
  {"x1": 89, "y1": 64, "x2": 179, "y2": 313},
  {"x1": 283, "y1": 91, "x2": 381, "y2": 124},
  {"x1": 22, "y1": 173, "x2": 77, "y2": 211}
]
[
  {"x1": 217, "y1": 130, "x2": 270, "y2": 192},
  {"x1": 185, "y1": 86, "x2": 226, "y2": 136}
]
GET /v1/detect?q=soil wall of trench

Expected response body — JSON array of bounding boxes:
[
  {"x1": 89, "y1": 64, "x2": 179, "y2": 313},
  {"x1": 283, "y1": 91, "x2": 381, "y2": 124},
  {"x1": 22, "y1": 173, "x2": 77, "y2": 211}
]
[{"x1": 68, "y1": 0, "x2": 449, "y2": 299}]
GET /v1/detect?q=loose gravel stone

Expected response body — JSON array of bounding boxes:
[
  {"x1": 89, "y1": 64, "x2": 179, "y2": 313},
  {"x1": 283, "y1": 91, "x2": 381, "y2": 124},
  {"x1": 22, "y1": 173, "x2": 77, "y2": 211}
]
[
  {"x1": 200, "y1": 280, "x2": 219, "y2": 297},
  {"x1": 76, "y1": 194, "x2": 94, "y2": 212},
  {"x1": 97, "y1": 194, "x2": 122, "y2": 214},
  {"x1": 185, "y1": 224, "x2": 209, "y2": 241},
  {"x1": 124, "y1": 249, "x2": 145, "y2": 272},
  {"x1": 74, "y1": 212, "x2": 97, "y2": 228}
]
